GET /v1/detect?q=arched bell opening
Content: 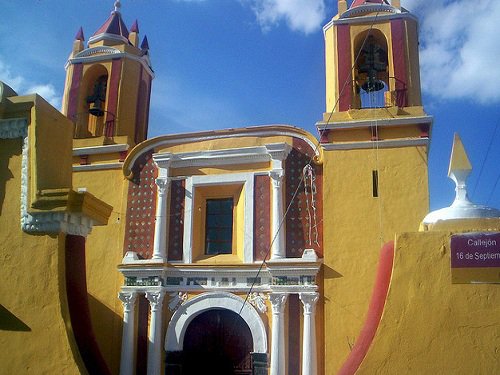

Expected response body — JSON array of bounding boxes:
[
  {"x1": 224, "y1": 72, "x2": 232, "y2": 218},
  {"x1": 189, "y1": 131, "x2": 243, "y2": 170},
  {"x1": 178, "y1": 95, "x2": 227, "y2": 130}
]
[
  {"x1": 75, "y1": 64, "x2": 109, "y2": 138},
  {"x1": 353, "y1": 30, "x2": 389, "y2": 109}
]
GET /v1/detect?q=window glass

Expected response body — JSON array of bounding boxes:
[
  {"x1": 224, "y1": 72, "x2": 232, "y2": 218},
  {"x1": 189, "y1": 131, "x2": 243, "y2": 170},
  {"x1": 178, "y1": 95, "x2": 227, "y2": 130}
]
[{"x1": 205, "y1": 198, "x2": 234, "y2": 255}]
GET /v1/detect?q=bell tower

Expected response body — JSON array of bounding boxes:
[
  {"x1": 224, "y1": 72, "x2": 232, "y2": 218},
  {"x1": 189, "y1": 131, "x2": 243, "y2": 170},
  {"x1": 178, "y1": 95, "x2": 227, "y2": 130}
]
[
  {"x1": 62, "y1": 1, "x2": 153, "y2": 148},
  {"x1": 319, "y1": 2, "x2": 433, "y2": 373}
]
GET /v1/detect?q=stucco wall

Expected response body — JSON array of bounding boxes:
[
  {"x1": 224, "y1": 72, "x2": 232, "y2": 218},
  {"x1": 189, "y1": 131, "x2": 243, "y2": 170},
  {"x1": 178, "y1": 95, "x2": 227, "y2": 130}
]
[
  {"x1": 357, "y1": 230, "x2": 500, "y2": 374},
  {"x1": 0, "y1": 138, "x2": 85, "y2": 374}
]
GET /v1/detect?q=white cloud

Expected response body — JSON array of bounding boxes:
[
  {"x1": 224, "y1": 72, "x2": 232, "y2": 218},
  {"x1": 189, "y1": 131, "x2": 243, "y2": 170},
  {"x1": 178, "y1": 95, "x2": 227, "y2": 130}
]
[
  {"x1": 248, "y1": 0, "x2": 326, "y2": 34},
  {"x1": 405, "y1": 0, "x2": 500, "y2": 103},
  {"x1": 0, "y1": 57, "x2": 61, "y2": 108}
]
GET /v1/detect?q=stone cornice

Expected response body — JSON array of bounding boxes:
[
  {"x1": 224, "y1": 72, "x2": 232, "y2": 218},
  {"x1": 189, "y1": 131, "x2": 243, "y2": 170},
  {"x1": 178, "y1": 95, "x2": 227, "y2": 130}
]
[{"x1": 153, "y1": 143, "x2": 292, "y2": 169}]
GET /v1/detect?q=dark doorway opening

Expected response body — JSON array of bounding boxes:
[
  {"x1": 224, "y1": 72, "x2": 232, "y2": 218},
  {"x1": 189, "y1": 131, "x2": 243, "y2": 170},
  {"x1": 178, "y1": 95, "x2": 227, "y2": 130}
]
[{"x1": 182, "y1": 309, "x2": 253, "y2": 375}]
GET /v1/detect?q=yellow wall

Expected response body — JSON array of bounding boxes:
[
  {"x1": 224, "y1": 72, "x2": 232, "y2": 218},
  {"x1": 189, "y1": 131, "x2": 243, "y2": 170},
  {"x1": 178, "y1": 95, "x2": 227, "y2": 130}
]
[
  {"x1": 72, "y1": 168, "x2": 130, "y2": 374},
  {"x1": 0, "y1": 138, "x2": 85, "y2": 374},
  {"x1": 321, "y1": 145, "x2": 429, "y2": 374},
  {"x1": 357, "y1": 228, "x2": 500, "y2": 374}
]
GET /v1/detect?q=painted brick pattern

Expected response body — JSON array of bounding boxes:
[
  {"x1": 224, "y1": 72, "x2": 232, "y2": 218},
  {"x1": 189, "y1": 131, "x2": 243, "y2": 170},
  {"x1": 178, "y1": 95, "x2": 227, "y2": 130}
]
[
  {"x1": 285, "y1": 139, "x2": 323, "y2": 257},
  {"x1": 124, "y1": 151, "x2": 157, "y2": 258},
  {"x1": 168, "y1": 179, "x2": 185, "y2": 261},
  {"x1": 254, "y1": 175, "x2": 271, "y2": 261}
]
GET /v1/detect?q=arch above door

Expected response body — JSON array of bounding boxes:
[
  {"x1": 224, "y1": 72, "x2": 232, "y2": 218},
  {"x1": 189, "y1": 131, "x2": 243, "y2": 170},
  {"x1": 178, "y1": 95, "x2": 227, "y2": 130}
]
[{"x1": 165, "y1": 291, "x2": 268, "y2": 353}]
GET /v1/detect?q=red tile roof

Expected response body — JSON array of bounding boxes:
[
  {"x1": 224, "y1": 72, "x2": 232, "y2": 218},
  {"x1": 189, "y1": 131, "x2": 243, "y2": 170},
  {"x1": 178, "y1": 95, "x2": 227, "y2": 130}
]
[{"x1": 93, "y1": 10, "x2": 129, "y2": 38}]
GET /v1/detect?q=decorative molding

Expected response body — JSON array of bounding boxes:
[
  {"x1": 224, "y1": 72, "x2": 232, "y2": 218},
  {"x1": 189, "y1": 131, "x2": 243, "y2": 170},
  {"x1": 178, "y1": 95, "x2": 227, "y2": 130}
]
[
  {"x1": 321, "y1": 138, "x2": 429, "y2": 151},
  {"x1": 316, "y1": 115, "x2": 433, "y2": 131},
  {"x1": 145, "y1": 290, "x2": 166, "y2": 312},
  {"x1": 73, "y1": 162, "x2": 124, "y2": 171},
  {"x1": 18, "y1": 123, "x2": 101, "y2": 236},
  {"x1": 0, "y1": 118, "x2": 27, "y2": 139},
  {"x1": 155, "y1": 177, "x2": 169, "y2": 196},
  {"x1": 118, "y1": 292, "x2": 137, "y2": 312},
  {"x1": 265, "y1": 143, "x2": 292, "y2": 162},
  {"x1": 340, "y1": 4, "x2": 401, "y2": 19},
  {"x1": 269, "y1": 293, "x2": 288, "y2": 314},
  {"x1": 248, "y1": 292, "x2": 268, "y2": 314},
  {"x1": 168, "y1": 292, "x2": 188, "y2": 312},
  {"x1": 125, "y1": 128, "x2": 321, "y2": 177},
  {"x1": 74, "y1": 46, "x2": 121, "y2": 58},
  {"x1": 269, "y1": 169, "x2": 285, "y2": 188},
  {"x1": 66, "y1": 47, "x2": 154, "y2": 78},
  {"x1": 73, "y1": 143, "x2": 129, "y2": 156},
  {"x1": 88, "y1": 33, "x2": 130, "y2": 46},
  {"x1": 153, "y1": 143, "x2": 291, "y2": 170},
  {"x1": 323, "y1": 8, "x2": 416, "y2": 32},
  {"x1": 183, "y1": 172, "x2": 255, "y2": 264},
  {"x1": 165, "y1": 292, "x2": 268, "y2": 353},
  {"x1": 299, "y1": 292, "x2": 319, "y2": 315}
]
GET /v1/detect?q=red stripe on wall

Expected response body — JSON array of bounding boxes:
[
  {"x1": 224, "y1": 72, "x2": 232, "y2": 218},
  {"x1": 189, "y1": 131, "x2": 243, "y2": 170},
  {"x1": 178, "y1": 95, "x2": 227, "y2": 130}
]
[
  {"x1": 337, "y1": 241, "x2": 395, "y2": 375},
  {"x1": 107, "y1": 59, "x2": 122, "y2": 128},
  {"x1": 391, "y1": 19, "x2": 408, "y2": 107},
  {"x1": 67, "y1": 63, "x2": 83, "y2": 121},
  {"x1": 337, "y1": 24, "x2": 352, "y2": 111},
  {"x1": 65, "y1": 235, "x2": 111, "y2": 375},
  {"x1": 254, "y1": 174, "x2": 271, "y2": 261}
]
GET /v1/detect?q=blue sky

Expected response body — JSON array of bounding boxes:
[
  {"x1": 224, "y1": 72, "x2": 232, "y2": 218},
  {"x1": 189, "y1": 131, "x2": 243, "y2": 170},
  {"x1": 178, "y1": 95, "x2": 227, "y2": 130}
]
[{"x1": 1, "y1": 0, "x2": 499, "y2": 212}]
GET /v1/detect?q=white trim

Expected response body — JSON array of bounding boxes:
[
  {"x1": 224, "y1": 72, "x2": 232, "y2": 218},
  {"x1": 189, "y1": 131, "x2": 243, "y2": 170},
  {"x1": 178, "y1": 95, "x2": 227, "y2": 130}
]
[
  {"x1": 316, "y1": 115, "x2": 433, "y2": 131},
  {"x1": 73, "y1": 162, "x2": 123, "y2": 171},
  {"x1": 127, "y1": 129, "x2": 320, "y2": 174},
  {"x1": 154, "y1": 145, "x2": 286, "y2": 169},
  {"x1": 73, "y1": 143, "x2": 129, "y2": 156},
  {"x1": 66, "y1": 47, "x2": 154, "y2": 78},
  {"x1": 183, "y1": 172, "x2": 255, "y2": 264},
  {"x1": 88, "y1": 33, "x2": 129, "y2": 46},
  {"x1": 321, "y1": 138, "x2": 429, "y2": 150},
  {"x1": 165, "y1": 292, "x2": 268, "y2": 353},
  {"x1": 323, "y1": 9, "x2": 417, "y2": 34}
]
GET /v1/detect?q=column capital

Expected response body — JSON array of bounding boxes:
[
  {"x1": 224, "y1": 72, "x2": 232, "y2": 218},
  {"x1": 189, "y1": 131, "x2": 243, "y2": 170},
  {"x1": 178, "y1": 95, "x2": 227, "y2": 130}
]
[
  {"x1": 299, "y1": 292, "x2": 319, "y2": 315},
  {"x1": 145, "y1": 290, "x2": 166, "y2": 312},
  {"x1": 269, "y1": 293, "x2": 288, "y2": 314},
  {"x1": 265, "y1": 143, "x2": 292, "y2": 161},
  {"x1": 155, "y1": 177, "x2": 170, "y2": 195},
  {"x1": 118, "y1": 291, "x2": 137, "y2": 311},
  {"x1": 269, "y1": 169, "x2": 284, "y2": 186}
]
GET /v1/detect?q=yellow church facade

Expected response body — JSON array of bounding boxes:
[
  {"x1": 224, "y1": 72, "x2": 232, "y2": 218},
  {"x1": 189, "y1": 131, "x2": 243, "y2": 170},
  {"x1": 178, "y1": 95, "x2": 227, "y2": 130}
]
[{"x1": 1, "y1": 1, "x2": 499, "y2": 375}]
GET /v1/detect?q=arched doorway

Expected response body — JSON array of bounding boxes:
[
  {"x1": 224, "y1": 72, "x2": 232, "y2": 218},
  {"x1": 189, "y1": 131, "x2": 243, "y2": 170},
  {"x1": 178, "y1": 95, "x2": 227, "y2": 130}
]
[{"x1": 182, "y1": 309, "x2": 253, "y2": 375}]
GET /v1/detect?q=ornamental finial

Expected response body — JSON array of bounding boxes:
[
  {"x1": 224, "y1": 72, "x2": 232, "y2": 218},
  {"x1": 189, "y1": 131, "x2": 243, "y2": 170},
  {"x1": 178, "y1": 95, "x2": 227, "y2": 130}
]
[{"x1": 113, "y1": 0, "x2": 121, "y2": 13}]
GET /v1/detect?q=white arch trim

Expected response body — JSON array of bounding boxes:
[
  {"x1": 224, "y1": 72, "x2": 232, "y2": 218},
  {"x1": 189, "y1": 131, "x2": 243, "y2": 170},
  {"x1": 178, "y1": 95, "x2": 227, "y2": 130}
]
[{"x1": 165, "y1": 292, "x2": 268, "y2": 353}]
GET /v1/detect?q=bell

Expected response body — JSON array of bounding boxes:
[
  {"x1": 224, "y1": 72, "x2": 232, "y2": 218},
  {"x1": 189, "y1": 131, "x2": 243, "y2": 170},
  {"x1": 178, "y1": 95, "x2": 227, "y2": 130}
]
[
  {"x1": 89, "y1": 101, "x2": 104, "y2": 117},
  {"x1": 361, "y1": 72, "x2": 385, "y2": 92},
  {"x1": 358, "y1": 35, "x2": 387, "y2": 93}
]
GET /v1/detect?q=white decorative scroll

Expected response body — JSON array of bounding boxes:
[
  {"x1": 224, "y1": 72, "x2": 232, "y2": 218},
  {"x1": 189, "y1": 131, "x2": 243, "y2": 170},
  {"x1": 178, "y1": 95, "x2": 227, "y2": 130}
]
[
  {"x1": 168, "y1": 291, "x2": 188, "y2": 312},
  {"x1": 248, "y1": 292, "x2": 267, "y2": 313}
]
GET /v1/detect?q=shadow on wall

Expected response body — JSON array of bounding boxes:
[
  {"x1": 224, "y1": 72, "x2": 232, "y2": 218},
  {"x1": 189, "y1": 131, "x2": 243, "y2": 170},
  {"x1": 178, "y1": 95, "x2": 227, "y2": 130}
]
[
  {"x1": 0, "y1": 304, "x2": 31, "y2": 332},
  {"x1": 0, "y1": 139, "x2": 21, "y2": 216}
]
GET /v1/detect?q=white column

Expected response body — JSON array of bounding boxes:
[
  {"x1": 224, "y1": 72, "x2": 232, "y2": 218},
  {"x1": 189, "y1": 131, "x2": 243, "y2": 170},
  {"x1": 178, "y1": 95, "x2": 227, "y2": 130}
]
[
  {"x1": 299, "y1": 292, "x2": 319, "y2": 375},
  {"x1": 269, "y1": 293, "x2": 288, "y2": 375},
  {"x1": 152, "y1": 177, "x2": 169, "y2": 260},
  {"x1": 145, "y1": 290, "x2": 166, "y2": 375},
  {"x1": 266, "y1": 143, "x2": 291, "y2": 260},
  {"x1": 269, "y1": 169, "x2": 285, "y2": 259},
  {"x1": 118, "y1": 292, "x2": 137, "y2": 375}
]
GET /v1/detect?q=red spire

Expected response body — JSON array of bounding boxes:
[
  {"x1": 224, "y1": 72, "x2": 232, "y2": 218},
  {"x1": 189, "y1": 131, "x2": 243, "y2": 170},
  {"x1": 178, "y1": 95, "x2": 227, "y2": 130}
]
[
  {"x1": 75, "y1": 27, "x2": 85, "y2": 41},
  {"x1": 130, "y1": 19, "x2": 139, "y2": 33}
]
